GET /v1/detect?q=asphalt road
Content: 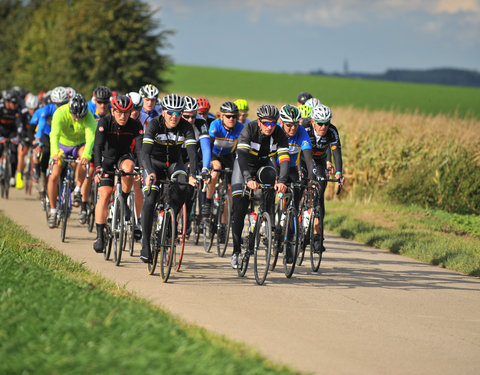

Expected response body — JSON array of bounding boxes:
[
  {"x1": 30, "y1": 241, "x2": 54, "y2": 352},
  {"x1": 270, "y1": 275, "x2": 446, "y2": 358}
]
[{"x1": 2, "y1": 188, "x2": 480, "y2": 375}]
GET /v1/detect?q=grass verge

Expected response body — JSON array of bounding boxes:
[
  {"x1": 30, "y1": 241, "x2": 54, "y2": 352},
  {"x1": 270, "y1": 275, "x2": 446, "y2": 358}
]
[
  {"x1": 0, "y1": 214, "x2": 299, "y2": 375},
  {"x1": 324, "y1": 200, "x2": 480, "y2": 277}
]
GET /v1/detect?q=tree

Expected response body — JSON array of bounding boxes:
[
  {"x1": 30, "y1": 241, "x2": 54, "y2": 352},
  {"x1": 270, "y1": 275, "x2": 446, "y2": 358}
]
[{"x1": 13, "y1": 0, "x2": 172, "y2": 95}]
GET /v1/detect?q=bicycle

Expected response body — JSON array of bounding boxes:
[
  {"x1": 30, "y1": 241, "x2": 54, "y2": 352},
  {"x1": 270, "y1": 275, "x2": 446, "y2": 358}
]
[
  {"x1": 271, "y1": 182, "x2": 304, "y2": 278},
  {"x1": 24, "y1": 144, "x2": 35, "y2": 195},
  {"x1": 125, "y1": 167, "x2": 142, "y2": 257},
  {"x1": 297, "y1": 177, "x2": 343, "y2": 272},
  {"x1": 0, "y1": 137, "x2": 16, "y2": 199},
  {"x1": 86, "y1": 165, "x2": 97, "y2": 233},
  {"x1": 237, "y1": 184, "x2": 273, "y2": 285}
]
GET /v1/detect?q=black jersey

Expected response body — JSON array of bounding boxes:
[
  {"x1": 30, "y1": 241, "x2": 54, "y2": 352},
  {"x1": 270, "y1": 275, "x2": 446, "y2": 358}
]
[
  {"x1": 141, "y1": 115, "x2": 197, "y2": 176},
  {"x1": 94, "y1": 115, "x2": 143, "y2": 168},
  {"x1": 0, "y1": 101, "x2": 22, "y2": 139}
]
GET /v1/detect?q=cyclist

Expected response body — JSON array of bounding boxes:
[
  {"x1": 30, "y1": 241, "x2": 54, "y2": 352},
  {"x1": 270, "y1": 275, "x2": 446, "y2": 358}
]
[
  {"x1": 196, "y1": 97, "x2": 216, "y2": 124},
  {"x1": 139, "y1": 94, "x2": 198, "y2": 263},
  {"x1": 88, "y1": 86, "x2": 112, "y2": 120},
  {"x1": 138, "y1": 83, "x2": 160, "y2": 129},
  {"x1": 297, "y1": 92, "x2": 313, "y2": 106},
  {"x1": 234, "y1": 99, "x2": 251, "y2": 125},
  {"x1": 0, "y1": 90, "x2": 23, "y2": 187},
  {"x1": 230, "y1": 104, "x2": 289, "y2": 269},
  {"x1": 92, "y1": 95, "x2": 144, "y2": 252},
  {"x1": 47, "y1": 94, "x2": 96, "y2": 228},
  {"x1": 302, "y1": 104, "x2": 345, "y2": 253}
]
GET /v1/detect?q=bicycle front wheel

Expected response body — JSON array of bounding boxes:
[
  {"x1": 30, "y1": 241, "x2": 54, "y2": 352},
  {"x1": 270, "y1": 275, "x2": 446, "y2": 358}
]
[
  {"x1": 148, "y1": 210, "x2": 160, "y2": 275},
  {"x1": 160, "y1": 208, "x2": 176, "y2": 282},
  {"x1": 87, "y1": 183, "x2": 97, "y2": 233},
  {"x1": 202, "y1": 215, "x2": 214, "y2": 253},
  {"x1": 216, "y1": 193, "x2": 231, "y2": 257},
  {"x1": 112, "y1": 195, "x2": 125, "y2": 266},
  {"x1": 60, "y1": 183, "x2": 70, "y2": 242},
  {"x1": 253, "y1": 211, "x2": 272, "y2": 285},
  {"x1": 283, "y1": 207, "x2": 299, "y2": 278},
  {"x1": 175, "y1": 203, "x2": 187, "y2": 272},
  {"x1": 309, "y1": 207, "x2": 324, "y2": 272}
]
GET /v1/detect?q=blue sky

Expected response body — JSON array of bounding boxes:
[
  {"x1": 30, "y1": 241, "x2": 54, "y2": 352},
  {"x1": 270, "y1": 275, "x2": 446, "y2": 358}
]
[{"x1": 146, "y1": 0, "x2": 480, "y2": 74}]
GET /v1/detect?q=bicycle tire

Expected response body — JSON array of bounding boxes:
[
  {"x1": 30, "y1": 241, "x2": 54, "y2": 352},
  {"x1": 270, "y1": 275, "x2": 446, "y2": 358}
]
[
  {"x1": 148, "y1": 210, "x2": 160, "y2": 275},
  {"x1": 3, "y1": 151, "x2": 11, "y2": 199},
  {"x1": 160, "y1": 208, "x2": 176, "y2": 282},
  {"x1": 253, "y1": 211, "x2": 272, "y2": 285},
  {"x1": 25, "y1": 151, "x2": 34, "y2": 195},
  {"x1": 270, "y1": 198, "x2": 283, "y2": 271},
  {"x1": 127, "y1": 193, "x2": 136, "y2": 256},
  {"x1": 87, "y1": 183, "x2": 97, "y2": 233},
  {"x1": 104, "y1": 225, "x2": 112, "y2": 260},
  {"x1": 283, "y1": 207, "x2": 299, "y2": 278},
  {"x1": 202, "y1": 215, "x2": 214, "y2": 253},
  {"x1": 113, "y1": 195, "x2": 125, "y2": 266},
  {"x1": 216, "y1": 193, "x2": 231, "y2": 258},
  {"x1": 309, "y1": 208, "x2": 324, "y2": 272},
  {"x1": 175, "y1": 203, "x2": 187, "y2": 272},
  {"x1": 237, "y1": 214, "x2": 253, "y2": 277},
  {"x1": 60, "y1": 181, "x2": 70, "y2": 242}
]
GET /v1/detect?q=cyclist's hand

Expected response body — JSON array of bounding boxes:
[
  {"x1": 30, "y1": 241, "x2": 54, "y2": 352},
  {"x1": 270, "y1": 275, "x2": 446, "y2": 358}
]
[
  {"x1": 146, "y1": 173, "x2": 156, "y2": 187},
  {"x1": 247, "y1": 179, "x2": 258, "y2": 191},
  {"x1": 275, "y1": 182, "x2": 287, "y2": 194},
  {"x1": 336, "y1": 172, "x2": 345, "y2": 186},
  {"x1": 201, "y1": 168, "x2": 211, "y2": 183},
  {"x1": 52, "y1": 154, "x2": 60, "y2": 162},
  {"x1": 188, "y1": 175, "x2": 197, "y2": 187},
  {"x1": 79, "y1": 157, "x2": 88, "y2": 166},
  {"x1": 326, "y1": 162, "x2": 335, "y2": 177},
  {"x1": 94, "y1": 173, "x2": 102, "y2": 185}
]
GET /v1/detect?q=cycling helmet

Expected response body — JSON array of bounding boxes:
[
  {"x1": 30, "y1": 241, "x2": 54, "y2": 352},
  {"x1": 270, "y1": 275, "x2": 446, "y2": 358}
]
[
  {"x1": 126, "y1": 92, "x2": 143, "y2": 110},
  {"x1": 311, "y1": 104, "x2": 332, "y2": 123},
  {"x1": 196, "y1": 97, "x2": 211, "y2": 112},
  {"x1": 279, "y1": 104, "x2": 301, "y2": 123},
  {"x1": 139, "y1": 84, "x2": 159, "y2": 99},
  {"x1": 111, "y1": 94, "x2": 133, "y2": 112},
  {"x1": 305, "y1": 97, "x2": 321, "y2": 108},
  {"x1": 50, "y1": 86, "x2": 70, "y2": 105},
  {"x1": 94, "y1": 86, "x2": 112, "y2": 102},
  {"x1": 297, "y1": 91, "x2": 313, "y2": 104},
  {"x1": 69, "y1": 94, "x2": 88, "y2": 119},
  {"x1": 25, "y1": 94, "x2": 40, "y2": 109},
  {"x1": 298, "y1": 104, "x2": 312, "y2": 118},
  {"x1": 220, "y1": 101, "x2": 239, "y2": 114},
  {"x1": 66, "y1": 87, "x2": 77, "y2": 99},
  {"x1": 256, "y1": 104, "x2": 279, "y2": 121},
  {"x1": 161, "y1": 94, "x2": 185, "y2": 111},
  {"x1": 184, "y1": 96, "x2": 199, "y2": 112},
  {"x1": 3, "y1": 89, "x2": 19, "y2": 104},
  {"x1": 234, "y1": 99, "x2": 249, "y2": 111}
]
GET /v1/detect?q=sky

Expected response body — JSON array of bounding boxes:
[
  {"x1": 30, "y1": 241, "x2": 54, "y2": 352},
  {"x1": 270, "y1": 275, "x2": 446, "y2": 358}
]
[{"x1": 146, "y1": 0, "x2": 480, "y2": 74}]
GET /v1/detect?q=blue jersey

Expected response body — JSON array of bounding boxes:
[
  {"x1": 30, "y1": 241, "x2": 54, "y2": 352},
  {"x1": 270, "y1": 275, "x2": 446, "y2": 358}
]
[
  {"x1": 88, "y1": 100, "x2": 111, "y2": 121},
  {"x1": 30, "y1": 107, "x2": 42, "y2": 127},
  {"x1": 139, "y1": 108, "x2": 160, "y2": 129},
  {"x1": 35, "y1": 103, "x2": 57, "y2": 139},
  {"x1": 209, "y1": 119, "x2": 244, "y2": 156},
  {"x1": 279, "y1": 125, "x2": 312, "y2": 167}
]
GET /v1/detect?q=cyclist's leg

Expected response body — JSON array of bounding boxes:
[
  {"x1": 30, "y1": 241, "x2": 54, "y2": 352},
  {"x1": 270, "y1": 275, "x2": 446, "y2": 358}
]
[
  {"x1": 93, "y1": 171, "x2": 114, "y2": 252},
  {"x1": 118, "y1": 155, "x2": 135, "y2": 220},
  {"x1": 231, "y1": 159, "x2": 249, "y2": 257},
  {"x1": 256, "y1": 162, "x2": 277, "y2": 221},
  {"x1": 167, "y1": 159, "x2": 188, "y2": 217},
  {"x1": 204, "y1": 157, "x2": 222, "y2": 215},
  {"x1": 313, "y1": 158, "x2": 327, "y2": 252},
  {"x1": 16, "y1": 142, "x2": 28, "y2": 189}
]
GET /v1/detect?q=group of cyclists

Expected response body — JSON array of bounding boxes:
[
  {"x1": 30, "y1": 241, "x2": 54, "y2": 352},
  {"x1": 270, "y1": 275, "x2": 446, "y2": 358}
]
[{"x1": 0, "y1": 84, "x2": 345, "y2": 278}]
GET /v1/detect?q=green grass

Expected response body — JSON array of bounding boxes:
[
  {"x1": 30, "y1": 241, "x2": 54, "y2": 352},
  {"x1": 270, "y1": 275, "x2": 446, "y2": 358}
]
[
  {"x1": 0, "y1": 214, "x2": 298, "y2": 375},
  {"x1": 164, "y1": 64, "x2": 480, "y2": 119},
  {"x1": 324, "y1": 201, "x2": 480, "y2": 277}
]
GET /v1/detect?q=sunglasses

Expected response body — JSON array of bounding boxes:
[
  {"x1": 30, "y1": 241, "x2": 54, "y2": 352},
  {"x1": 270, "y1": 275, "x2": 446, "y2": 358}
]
[
  {"x1": 183, "y1": 114, "x2": 196, "y2": 120},
  {"x1": 314, "y1": 120, "x2": 329, "y2": 127},
  {"x1": 166, "y1": 110, "x2": 182, "y2": 116},
  {"x1": 224, "y1": 114, "x2": 238, "y2": 119},
  {"x1": 260, "y1": 121, "x2": 276, "y2": 127},
  {"x1": 284, "y1": 122, "x2": 299, "y2": 128}
]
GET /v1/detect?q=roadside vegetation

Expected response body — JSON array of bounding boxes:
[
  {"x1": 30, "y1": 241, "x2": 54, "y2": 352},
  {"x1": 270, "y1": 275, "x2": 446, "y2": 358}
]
[{"x1": 0, "y1": 214, "x2": 298, "y2": 375}]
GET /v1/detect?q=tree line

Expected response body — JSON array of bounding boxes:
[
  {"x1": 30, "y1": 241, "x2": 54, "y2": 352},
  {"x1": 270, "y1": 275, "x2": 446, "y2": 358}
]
[{"x1": 0, "y1": 0, "x2": 172, "y2": 95}]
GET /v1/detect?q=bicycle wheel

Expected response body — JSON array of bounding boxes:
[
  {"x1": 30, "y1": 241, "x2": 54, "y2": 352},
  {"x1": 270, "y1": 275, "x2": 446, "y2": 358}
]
[
  {"x1": 160, "y1": 208, "x2": 176, "y2": 282},
  {"x1": 237, "y1": 220, "x2": 251, "y2": 277},
  {"x1": 193, "y1": 191, "x2": 202, "y2": 245},
  {"x1": 24, "y1": 151, "x2": 34, "y2": 195},
  {"x1": 127, "y1": 193, "x2": 136, "y2": 256},
  {"x1": 60, "y1": 182, "x2": 70, "y2": 242},
  {"x1": 175, "y1": 204, "x2": 187, "y2": 272},
  {"x1": 103, "y1": 225, "x2": 112, "y2": 260},
  {"x1": 87, "y1": 183, "x2": 97, "y2": 233},
  {"x1": 253, "y1": 211, "x2": 272, "y2": 285},
  {"x1": 3, "y1": 151, "x2": 11, "y2": 199},
  {"x1": 148, "y1": 210, "x2": 160, "y2": 275},
  {"x1": 112, "y1": 195, "x2": 125, "y2": 266},
  {"x1": 269, "y1": 198, "x2": 284, "y2": 271},
  {"x1": 0, "y1": 158, "x2": 5, "y2": 199},
  {"x1": 202, "y1": 215, "x2": 214, "y2": 253},
  {"x1": 216, "y1": 192, "x2": 231, "y2": 257},
  {"x1": 309, "y1": 207, "x2": 324, "y2": 272},
  {"x1": 283, "y1": 207, "x2": 299, "y2": 278}
]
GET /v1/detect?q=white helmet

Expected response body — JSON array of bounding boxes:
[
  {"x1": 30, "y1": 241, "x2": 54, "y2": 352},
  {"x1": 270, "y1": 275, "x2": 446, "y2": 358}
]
[
  {"x1": 66, "y1": 87, "x2": 77, "y2": 99},
  {"x1": 50, "y1": 86, "x2": 70, "y2": 105},
  {"x1": 311, "y1": 104, "x2": 332, "y2": 123},
  {"x1": 127, "y1": 92, "x2": 143, "y2": 109},
  {"x1": 161, "y1": 94, "x2": 185, "y2": 111},
  {"x1": 25, "y1": 94, "x2": 40, "y2": 109},
  {"x1": 305, "y1": 97, "x2": 322, "y2": 109},
  {"x1": 184, "y1": 96, "x2": 198, "y2": 112},
  {"x1": 139, "y1": 84, "x2": 159, "y2": 99}
]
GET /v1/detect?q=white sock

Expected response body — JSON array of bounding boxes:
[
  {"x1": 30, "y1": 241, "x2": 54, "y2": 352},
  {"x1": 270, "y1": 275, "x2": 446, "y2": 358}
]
[
  {"x1": 74, "y1": 186, "x2": 81, "y2": 193},
  {"x1": 50, "y1": 208, "x2": 57, "y2": 214}
]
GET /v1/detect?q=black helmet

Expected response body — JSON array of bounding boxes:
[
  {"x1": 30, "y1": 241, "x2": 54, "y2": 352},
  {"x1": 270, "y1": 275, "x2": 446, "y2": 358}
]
[
  {"x1": 3, "y1": 89, "x2": 19, "y2": 104},
  {"x1": 220, "y1": 101, "x2": 239, "y2": 114},
  {"x1": 256, "y1": 104, "x2": 279, "y2": 121},
  {"x1": 111, "y1": 94, "x2": 133, "y2": 112},
  {"x1": 94, "y1": 86, "x2": 112, "y2": 103},
  {"x1": 69, "y1": 94, "x2": 88, "y2": 119},
  {"x1": 297, "y1": 91, "x2": 313, "y2": 104}
]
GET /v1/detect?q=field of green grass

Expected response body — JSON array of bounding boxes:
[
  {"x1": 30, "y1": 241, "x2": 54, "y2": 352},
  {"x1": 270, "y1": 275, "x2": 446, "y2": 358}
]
[{"x1": 164, "y1": 64, "x2": 480, "y2": 119}]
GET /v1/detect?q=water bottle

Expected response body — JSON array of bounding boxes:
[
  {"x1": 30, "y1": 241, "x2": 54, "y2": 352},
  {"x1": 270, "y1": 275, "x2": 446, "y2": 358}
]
[
  {"x1": 303, "y1": 208, "x2": 311, "y2": 230},
  {"x1": 280, "y1": 212, "x2": 286, "y2": 228},
  {"x1": 157, "y1": 210, "x2": 164, "y2": 230},
  {"x1": 249, "y1": 212, "x2": 257, "y2": 232}
]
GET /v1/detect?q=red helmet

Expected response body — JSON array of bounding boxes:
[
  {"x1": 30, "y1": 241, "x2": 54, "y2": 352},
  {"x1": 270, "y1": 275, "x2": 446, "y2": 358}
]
[
  {"x1": 196, "y1": 97, "x2": 211, "y2": 112},
  {"x1": 111, "y1": 94, "x2": 133, "y2": 112}
]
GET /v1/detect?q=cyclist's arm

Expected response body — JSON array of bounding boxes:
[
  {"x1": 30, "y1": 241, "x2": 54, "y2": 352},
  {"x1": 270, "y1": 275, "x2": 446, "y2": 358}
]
[
  {"x1": 184, "y1": 124, "x2": 198, "y2": 176},
  {"x1": 302, "y1": 148, "x2": 315, "y2": 180},
  {"x1": 81, "y1": 113, "x2": 97, "y2": 161},
  {"x1": 199, "y1": 121, "x2": 211, "y2": 171},
  {"x1": 49, "y1": 108, "x2": 63, "y2": 158},
  {"x1": 93, "y1": 119, "x2": 107, "y2": 168},
  {"x1": 276, "y1": 131, "x2": 290, "y2": 184},
  {"x1": 140, "y1": 118, "x2": 158, "y2": 176},
  {"x1": 236, "y1": 124, "x2": 253, "y2": 181}
]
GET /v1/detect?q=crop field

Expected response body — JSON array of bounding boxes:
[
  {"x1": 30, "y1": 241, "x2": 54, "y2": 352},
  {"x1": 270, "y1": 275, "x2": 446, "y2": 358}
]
[{"x1": 164, "y1": 64, "x2": 480, "y2": 119}]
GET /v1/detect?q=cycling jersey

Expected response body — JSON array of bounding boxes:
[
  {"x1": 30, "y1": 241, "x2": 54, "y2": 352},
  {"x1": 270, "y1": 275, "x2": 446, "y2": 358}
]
[
  {"x1": 0, "y1": 101, "x2": 21, "y2": 139},
  {"x1": 50, "y1": 103, "x2": 97, "y2": 160},
  {"x1": 236, "y1": 120, "x2": 290, "y2": 183},
  {"x1": 93, "y1": 114, "x2": 144, "y2": 168},
  {"x1": 182, "y1": 115, "x2": 211, "y2": 171},
  {"x1": 141, "y1": 115, "x2": 197, "y2": 176},
  {"x1": 209, "y1": 118, "x2": 244, "y2": 156},
  {"x1": 138, "y1": 108, "x2": 160, "y2": 129},
  {"x1": 34, "y1": 103, "x2": 57, "y2": 139},
  {"x1": 88, "y1": 100, "x2": 110, "y2": 121}
]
